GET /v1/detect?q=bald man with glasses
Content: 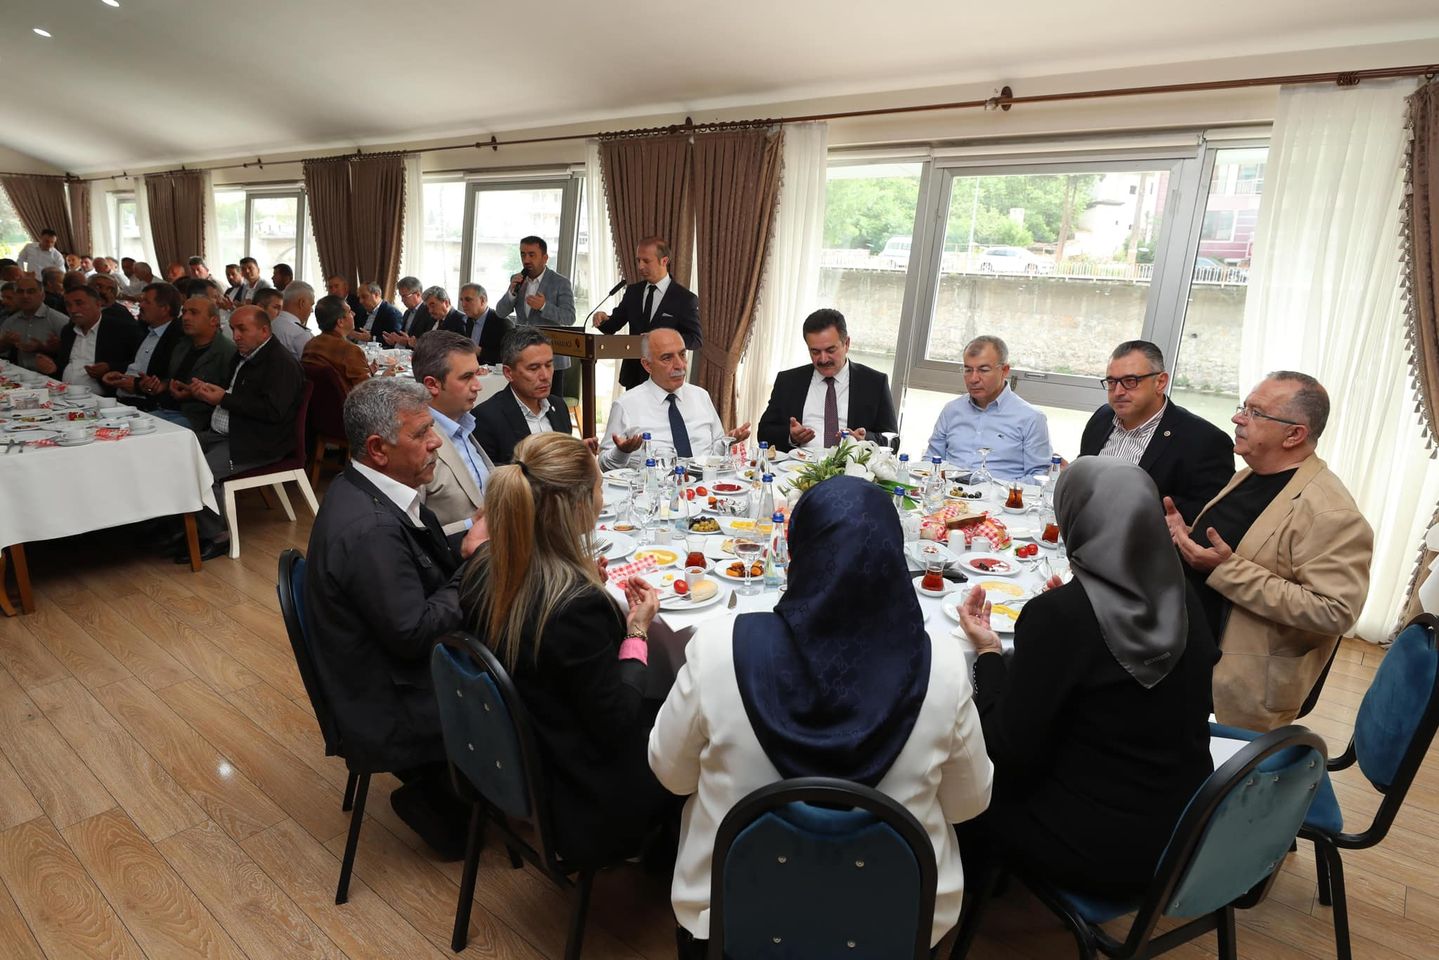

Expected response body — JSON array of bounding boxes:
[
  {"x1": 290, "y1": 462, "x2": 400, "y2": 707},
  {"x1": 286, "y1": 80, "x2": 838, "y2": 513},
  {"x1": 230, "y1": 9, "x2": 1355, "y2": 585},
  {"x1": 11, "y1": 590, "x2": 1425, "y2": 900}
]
[
  {"x1": 1078, "y1": 340, "x2": 1234, "y2": 524},
  {"x1": 1163, "y1": 371, "x2": 1372, "y2": 733}
]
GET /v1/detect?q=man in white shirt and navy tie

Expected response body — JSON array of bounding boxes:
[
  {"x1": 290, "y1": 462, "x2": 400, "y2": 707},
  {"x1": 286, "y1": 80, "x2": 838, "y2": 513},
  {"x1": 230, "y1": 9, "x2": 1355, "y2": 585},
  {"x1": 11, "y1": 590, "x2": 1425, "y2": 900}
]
[{"x1": 599, "y1": 327, "x2": 749, "y2": 470}]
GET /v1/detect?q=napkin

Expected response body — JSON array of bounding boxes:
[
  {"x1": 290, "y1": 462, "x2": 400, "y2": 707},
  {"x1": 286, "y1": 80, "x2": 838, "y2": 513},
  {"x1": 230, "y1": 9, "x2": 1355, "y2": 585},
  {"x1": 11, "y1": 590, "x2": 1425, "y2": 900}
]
[
  {"x1": 95, "y1": 427, "x2": 131, "y2": 441},
  {"x1": 606, "y1": 555, "x2": 659, "y2": 583}
]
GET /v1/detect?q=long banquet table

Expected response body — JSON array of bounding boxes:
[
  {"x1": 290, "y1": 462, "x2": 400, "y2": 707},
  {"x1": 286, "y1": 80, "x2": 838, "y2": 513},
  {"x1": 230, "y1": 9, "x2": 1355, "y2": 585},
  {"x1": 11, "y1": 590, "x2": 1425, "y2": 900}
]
[{"x1": 0, "y1": 361, "x2": 218, "y2": 614}]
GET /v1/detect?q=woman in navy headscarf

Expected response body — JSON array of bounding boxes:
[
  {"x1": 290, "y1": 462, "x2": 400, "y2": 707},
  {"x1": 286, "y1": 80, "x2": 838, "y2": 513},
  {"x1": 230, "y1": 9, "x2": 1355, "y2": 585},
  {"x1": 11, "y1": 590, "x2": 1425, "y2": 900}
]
[{"x1": 649, "y1": 475, "x2": 994, "y2": 959}]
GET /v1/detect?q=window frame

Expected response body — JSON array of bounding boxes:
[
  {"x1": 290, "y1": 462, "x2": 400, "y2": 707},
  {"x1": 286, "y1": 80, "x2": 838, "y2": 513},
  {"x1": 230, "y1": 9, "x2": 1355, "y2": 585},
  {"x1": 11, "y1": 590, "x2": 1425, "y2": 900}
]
[{"x1": 457, "y1": 175, "x2": 582, "y2": 289}]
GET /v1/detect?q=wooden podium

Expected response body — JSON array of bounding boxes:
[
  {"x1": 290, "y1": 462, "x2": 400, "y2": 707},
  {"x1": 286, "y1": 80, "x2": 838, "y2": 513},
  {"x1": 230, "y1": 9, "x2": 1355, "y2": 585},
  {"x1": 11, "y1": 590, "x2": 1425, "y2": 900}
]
[{"x1": 536, "y1": 327, "x2": 644, "y2": 438}]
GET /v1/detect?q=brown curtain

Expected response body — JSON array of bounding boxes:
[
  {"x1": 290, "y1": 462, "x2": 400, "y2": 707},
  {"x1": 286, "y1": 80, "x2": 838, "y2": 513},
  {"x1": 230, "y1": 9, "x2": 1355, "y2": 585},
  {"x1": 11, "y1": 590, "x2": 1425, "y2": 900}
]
[
  {"x1": 599, "y1": 134, "x2": 693, "y2": 283},
  {"x1": 690, "y1": 128, "x2": 784, "y2": 424},
  {"x1": 1, "y1": 175, "x2": 76, "y2": 254},
  {"x1": 349, "y1": 155, "x2": 405, "y2": 298},
  {"x1": 145, "y1": 171, "x2": 206, "y2": 270},
  {"x1": 66, "y1": 181, "x2": 91, "y2": 256},
  {"x1": 303, "y1": 158, "x2": 356, "y2": 288},
  {"x1": 1401, "y1": 80, "x2": 1439, "y2": 629}
]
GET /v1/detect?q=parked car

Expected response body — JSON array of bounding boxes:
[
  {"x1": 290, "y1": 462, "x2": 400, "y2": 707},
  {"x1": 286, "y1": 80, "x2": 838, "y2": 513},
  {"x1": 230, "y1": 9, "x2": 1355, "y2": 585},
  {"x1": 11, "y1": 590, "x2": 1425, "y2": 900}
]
[
  {"x1": 878, "y1": 236, "x2": 911, "y2": 270},
  {"x1": 977, "y1": 246, "x2": 1054, "y2": 275}
]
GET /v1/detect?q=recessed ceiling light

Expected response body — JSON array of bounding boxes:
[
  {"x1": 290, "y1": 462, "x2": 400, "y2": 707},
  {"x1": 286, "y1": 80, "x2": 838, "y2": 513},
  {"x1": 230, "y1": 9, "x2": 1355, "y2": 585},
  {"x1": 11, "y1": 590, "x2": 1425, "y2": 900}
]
[{"x1": 33, "y1": 28, "x2": 51, "y2": 37}]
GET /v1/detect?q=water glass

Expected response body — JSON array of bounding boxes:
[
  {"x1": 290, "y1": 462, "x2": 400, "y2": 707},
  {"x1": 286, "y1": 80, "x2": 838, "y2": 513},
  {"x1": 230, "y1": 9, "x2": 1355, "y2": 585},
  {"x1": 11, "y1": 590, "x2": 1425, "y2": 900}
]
[{"x1": 734, "y1": 538, "x2": 764, "y2": 596}]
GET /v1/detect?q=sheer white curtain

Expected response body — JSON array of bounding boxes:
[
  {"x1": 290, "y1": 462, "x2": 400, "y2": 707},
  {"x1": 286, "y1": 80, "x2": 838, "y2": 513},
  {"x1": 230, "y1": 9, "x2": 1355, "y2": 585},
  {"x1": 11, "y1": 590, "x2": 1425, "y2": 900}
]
[
  {"x1": 736, "y1": 122, "x2": 829, "y2": 425},
  {"x1": 201, "y1": 171, "x2": 220, "y2": 266},
  {"x1": 1240, "y1": 78, "x2": 1438, "y2": 641},
  {"x1": 400, "y1": 154, "x2": 425, "y2": 283},
  {"x1": 584, "y1": 141, "x2": 620, "y2": 315},
  {"x1": 88, "y1": 181, "x2": 112, "y2": 260},
  {"x1": 130, "y1": 176, "x2": 158, "y2": 267}
]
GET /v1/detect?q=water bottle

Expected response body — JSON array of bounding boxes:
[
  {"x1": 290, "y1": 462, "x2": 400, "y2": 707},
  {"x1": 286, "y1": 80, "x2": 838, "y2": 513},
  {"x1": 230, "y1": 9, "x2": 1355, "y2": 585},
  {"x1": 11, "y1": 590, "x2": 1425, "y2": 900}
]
[
  {"x1": 1044, "y1": 454, "x2": 1062, "y2": 507},
  {"x1": 892, "y1": 485, "x2": 908, "y2": 519},
  {"x1": 758, "y1": 440, "x2": 771, "y2": 468},
  {"x1": 923, "y1": 457, "x2": 946, "y2": 513},
  {"x1": 641, "y1": 431, "x2": 654, "y2": 464},
  {"x1": 764, "y1": 512, "x2": 788, "y2": 589},
  {"x1": 897, "y1": 453, "x2": 911, "y2": 488},
  {"x1": 643, "y1": 457, "x2": 660, "y2": 499},
  {"x1": 753, "y1": 473, "x2": 776, "y2": 526}
]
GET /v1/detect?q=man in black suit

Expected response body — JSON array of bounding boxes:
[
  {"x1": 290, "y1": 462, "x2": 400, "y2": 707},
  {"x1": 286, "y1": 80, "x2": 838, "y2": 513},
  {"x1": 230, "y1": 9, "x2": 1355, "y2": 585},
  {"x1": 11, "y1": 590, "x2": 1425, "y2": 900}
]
[
  {"x1": 183, "y1": 305, "x2": 305, "y2": 559},
  {"x1": 757, "y1": 308, "x2": 898, "y2": 453},
  {"x1": 398, "y1": 285, "x2": 463, "y2": 348},
  {"x1": 88, "y1": 273, "x2": 138, "y2": 332},
  {"x1": 440, "y1": 282, "x2": 510, "y2": 365},
  {"x1": 350, "y1": 281, "x2": 402, "y2": 344},
  {"x1": 1077, "y1": 339, "x2": 1235, "y2": 524},
  {"x1": 593, "y1": 237, "x2": 701, "y2": 389},
  {"x1": 304, "y1": 377, "x2": 487, "y2": 858},
  {"x1": 33, "y1": 285, "x2": 143, "y2": 396},
  {"x1": 325, "y1": 274, "x2": 365, "y2": 317},
  {"x1": 473, "y1": 326, "x2": 580, "y2": 464},
  {"x1": 101, "y1": 281, "x2": 186, "y2": 409},
  {"x1": 381, "y1": 276, "x2": 426, "y2": 348}
]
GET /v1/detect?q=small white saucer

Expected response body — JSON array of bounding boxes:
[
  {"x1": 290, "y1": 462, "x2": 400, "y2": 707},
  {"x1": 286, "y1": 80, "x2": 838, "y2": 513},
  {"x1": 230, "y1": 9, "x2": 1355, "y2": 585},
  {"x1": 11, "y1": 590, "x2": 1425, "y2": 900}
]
[{"x1": 56, "y1": 435, "x2": 95, "y2": 446}]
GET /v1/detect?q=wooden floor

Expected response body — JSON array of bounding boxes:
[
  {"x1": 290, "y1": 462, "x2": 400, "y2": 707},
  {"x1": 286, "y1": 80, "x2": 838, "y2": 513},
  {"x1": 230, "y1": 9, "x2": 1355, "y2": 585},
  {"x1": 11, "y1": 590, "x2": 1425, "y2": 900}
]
[{"x1": 1, "y1": 487, "x2": 1435, "y2": 960}]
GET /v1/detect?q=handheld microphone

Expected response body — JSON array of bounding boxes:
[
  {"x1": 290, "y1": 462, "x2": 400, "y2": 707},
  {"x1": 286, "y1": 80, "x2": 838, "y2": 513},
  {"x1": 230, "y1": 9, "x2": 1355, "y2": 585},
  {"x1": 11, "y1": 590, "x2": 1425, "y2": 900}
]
[
  {"x1": 510, "y1": 267, "x2": 527, "y2": 296},
  {"x1": 583, "y1": 278, "x2": 629, "y2": 324}
]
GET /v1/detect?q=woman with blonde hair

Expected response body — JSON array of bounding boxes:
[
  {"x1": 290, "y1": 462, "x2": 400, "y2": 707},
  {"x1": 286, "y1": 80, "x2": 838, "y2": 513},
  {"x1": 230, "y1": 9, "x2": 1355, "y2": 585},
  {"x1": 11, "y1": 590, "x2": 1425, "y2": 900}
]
[{"x1": 460, "y1": 431, "x2": 670, "y2": 866}]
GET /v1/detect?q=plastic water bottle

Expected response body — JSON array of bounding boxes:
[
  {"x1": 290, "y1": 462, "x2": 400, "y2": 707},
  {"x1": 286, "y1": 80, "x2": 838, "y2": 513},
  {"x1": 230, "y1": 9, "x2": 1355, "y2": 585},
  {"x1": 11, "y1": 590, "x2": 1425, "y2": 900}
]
[
  {"x1": 764, "y1": 512, "x2": 788, "y2": 589},
  {"x1": 758, "y1": 440, "x2": 771, "y2": 468},
  {"x1": 643, "y1": 457, "x2": 660, "y2": 499},
  {"x1": 640, "y1": 431, "x2": 654, "y2": 464},
  {"x1": 923, "y1": 457, "x2": 946, "y2": 513},
  {"x1": 897, "y1": 453, "x2": 911, "y2": 488},
  {"x1": 1044, "y1": 454, "x2": 1062, "y2": 508},
  {"x1": 892, "y1": 485, "x2": 908, "y2": 519}
]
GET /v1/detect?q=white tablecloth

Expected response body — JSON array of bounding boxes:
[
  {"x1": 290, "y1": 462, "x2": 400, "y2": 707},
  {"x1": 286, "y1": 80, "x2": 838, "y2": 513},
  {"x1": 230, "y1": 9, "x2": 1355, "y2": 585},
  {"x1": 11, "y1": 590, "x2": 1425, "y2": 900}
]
[{"x1": 1, "y1": 362, "x2": 218, "y2": 549}]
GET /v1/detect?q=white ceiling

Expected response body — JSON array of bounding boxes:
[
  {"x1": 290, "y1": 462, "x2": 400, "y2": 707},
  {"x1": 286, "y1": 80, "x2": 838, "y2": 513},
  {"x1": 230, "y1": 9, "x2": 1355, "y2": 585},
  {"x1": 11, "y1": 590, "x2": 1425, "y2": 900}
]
[{"x1": 2, "y1": 0, "x2": 1438, "y2": 174}]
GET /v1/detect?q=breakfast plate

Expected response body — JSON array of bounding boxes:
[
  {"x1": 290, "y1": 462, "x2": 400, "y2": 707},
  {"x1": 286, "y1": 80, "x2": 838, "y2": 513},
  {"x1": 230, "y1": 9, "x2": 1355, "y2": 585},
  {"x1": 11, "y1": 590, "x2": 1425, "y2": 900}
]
[
  {"x1": 956, "y1": 553, "x2": 1020, "y2": 577},
  {"x1": 603, "y1": 468, "x2": 637, "y2": 487},
  {"x1": 942, "y1": 593, "x2": 1022, "y2": 633},
  {"x1": 713, "y1": 558, "x2": 767, "y2": 583},
  {"x1": 632, "y1": 547, "x2": 681, "y2": 568},
  {"x1": 594, "y1": 531, "x2": 635, "y2": 561},
  {"x1": 645, "y1": 572, "x2": 726, "y2": 611},
  {"x1": 2, "y1": 428, "x2": 55, "y2": 442}
]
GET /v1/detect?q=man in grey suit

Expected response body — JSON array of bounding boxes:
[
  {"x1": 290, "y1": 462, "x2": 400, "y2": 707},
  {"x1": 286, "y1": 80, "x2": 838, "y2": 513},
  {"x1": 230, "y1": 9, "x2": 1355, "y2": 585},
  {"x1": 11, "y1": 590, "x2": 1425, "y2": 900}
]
[{"x1": 494, "y1": 235, "x2": 575, "y2": 373}]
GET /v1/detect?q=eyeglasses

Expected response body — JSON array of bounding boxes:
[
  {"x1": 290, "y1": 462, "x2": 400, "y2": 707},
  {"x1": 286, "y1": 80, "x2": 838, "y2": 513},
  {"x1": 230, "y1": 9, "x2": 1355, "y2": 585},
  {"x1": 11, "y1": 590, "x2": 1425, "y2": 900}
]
[
  {"x1": 1098, "y1": 371, "x2": 1162, "y2": 390},
  {"x1": 1234, "y1": 404, "x2": 1301, "y2": 426}
]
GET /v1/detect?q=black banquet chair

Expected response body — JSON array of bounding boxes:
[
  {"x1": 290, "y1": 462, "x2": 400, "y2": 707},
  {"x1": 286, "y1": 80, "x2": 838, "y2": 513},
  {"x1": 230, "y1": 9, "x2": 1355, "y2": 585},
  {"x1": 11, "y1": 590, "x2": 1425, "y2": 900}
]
[
  {"x1": 430, "y1": 631, "x2": 626, "y2": 959},
  {"x1": 707, "y1": 777, "x2": 939, "y2": 960},
  {"x1": 276, "y1": 547, "x2": 373, "y2": 905}
]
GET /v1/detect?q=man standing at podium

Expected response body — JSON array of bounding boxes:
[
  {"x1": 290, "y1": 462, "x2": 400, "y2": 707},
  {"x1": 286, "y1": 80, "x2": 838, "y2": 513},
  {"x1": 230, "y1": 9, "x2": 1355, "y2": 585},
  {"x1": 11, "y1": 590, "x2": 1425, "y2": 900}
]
[{"x1": 592, "y1": 237, "x2": 701, "y2": 390}]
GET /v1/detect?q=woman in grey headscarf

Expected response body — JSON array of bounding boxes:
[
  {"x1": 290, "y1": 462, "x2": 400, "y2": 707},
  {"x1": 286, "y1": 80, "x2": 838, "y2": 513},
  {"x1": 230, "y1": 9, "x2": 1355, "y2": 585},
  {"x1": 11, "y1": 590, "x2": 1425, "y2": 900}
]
[{"x1": 958, "y1": 456, "x2": 1218, "y2": 895}]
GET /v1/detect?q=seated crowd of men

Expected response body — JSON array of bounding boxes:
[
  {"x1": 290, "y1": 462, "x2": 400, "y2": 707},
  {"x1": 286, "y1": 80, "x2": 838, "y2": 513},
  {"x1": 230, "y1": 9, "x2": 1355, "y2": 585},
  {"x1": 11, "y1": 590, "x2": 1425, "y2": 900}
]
[{"x1": 1, "y1": 227, "x2": 1374, "y2": 894}]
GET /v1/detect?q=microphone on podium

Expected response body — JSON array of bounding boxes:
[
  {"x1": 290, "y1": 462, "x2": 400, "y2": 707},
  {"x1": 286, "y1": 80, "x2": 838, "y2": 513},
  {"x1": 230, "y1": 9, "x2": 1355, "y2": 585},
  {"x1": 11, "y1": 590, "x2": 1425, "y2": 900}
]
[{"x1": 584, "y1": 279, "x2": 628, "y2": 324}]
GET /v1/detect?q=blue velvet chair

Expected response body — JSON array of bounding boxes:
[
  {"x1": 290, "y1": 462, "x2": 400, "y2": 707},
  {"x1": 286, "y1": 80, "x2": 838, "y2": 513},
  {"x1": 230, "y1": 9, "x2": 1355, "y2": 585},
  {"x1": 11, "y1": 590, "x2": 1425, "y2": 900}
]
[
  {"x1": 956, "y1": 724, "x2": 1327, "y2": 960},
  {"x1": 430, "y1": 632, "x2": 611, "y2": 959},
  {"x1": 706, "y1": 777, "x2": 938, "y2": 960},
  {"x1": 277, "y1": 548, "x2": 369, "y2": 905}
]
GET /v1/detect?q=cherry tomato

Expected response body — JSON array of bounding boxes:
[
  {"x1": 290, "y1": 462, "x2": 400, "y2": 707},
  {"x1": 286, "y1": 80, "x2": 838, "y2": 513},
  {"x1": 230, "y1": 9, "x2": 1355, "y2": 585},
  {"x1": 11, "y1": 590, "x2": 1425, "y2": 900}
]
[
  {"x1": 696, "y1": 486, "x2": 708, "y2": 496},
  {"x1": 673, "y1": 580, "x2": 688, "y2": 595},
  {"x1": 685, "y1": 488, "x2": 696, "y2": 501}
]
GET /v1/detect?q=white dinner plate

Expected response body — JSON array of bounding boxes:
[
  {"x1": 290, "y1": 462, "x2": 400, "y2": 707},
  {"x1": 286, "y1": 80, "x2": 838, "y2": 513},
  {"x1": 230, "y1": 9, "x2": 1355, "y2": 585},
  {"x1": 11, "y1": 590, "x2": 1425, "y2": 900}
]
[
  {"x1": 603, "y1": 468, "x2": 637, "y2": 487},
  {"x1": 55, "y1": 435, "x2": 95, "y2": 446},
  {"x1": 127, "y1": 419, "x2": 157, "y2": 434},
  {"x1": 2, "y1": 428, "x2": 55, "y2": 442},
  {"x1": 5, "y1": 412, "x2": 55, "y2": 425},
  {"x1": 956, "y1": 553, "x2": 1021, "y2": 578},
  {"x1": 593, "y1": 531, "x2": 635, "y2": 561},
  {"x1": 718, "y1": 517, "x2": 774, "y2": 538},
  {"x1": 631, "y1": 547, "x2": 682, "y2": 569},
  {"x1": 907, "y1": 540, "x2": 960, "y2": 568},
  {"x1": 650, "y1": 575, "x2": 726, "y2": 612},
  {"x1": 941, "y1": 593, "x2": 1022, "y2": 634},
  {"x1": 712, "y1": 558, "x2": 767, "y2": 583}
]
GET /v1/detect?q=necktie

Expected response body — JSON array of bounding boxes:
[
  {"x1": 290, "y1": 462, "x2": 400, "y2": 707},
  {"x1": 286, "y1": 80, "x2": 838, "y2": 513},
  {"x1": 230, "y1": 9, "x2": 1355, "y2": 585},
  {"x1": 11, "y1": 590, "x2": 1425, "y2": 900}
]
[
  {"x1": 642, "y1": 284, "x2": 656, "y2": 325},
  {"x1": 400, "y1": 308, "x2": 412, "y2": 334},
  {"x1": 666, "y1": 393, "x2": 692, "y2": 458},
  {"x1": 824, "y1": 376, "x2": 839, "y2": 447}
]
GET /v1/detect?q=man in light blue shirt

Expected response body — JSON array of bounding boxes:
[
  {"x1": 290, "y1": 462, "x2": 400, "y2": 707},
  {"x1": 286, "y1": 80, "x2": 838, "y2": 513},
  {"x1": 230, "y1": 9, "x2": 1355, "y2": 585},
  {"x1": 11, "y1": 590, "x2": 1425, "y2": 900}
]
[{"x1": 923, "y1": 335, "x2": 1051, "y2": 480}]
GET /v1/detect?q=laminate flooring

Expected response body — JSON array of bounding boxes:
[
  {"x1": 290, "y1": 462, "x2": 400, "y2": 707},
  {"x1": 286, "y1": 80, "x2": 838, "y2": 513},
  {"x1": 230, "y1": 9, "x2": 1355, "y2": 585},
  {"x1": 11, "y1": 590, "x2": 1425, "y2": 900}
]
[{"x1": 0, "y1": 486, "x2": 1432, "y2": 959}]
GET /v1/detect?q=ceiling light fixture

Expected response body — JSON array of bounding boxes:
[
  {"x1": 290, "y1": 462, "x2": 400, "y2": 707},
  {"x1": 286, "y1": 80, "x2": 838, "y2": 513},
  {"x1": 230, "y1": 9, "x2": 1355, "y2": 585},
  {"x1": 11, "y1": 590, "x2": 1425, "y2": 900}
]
[
  {"x1": 33, "y1": 27, "x2": 52, "y2": 37},
  {"x1": 101, "y1": 0, "x2": 119, "y2": 6}
]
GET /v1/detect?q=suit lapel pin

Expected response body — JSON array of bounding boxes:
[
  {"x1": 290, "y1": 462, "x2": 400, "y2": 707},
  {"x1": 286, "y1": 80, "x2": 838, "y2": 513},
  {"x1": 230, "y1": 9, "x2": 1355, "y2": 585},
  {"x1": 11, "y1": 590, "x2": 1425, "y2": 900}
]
[{"x1": 1163, "y1": 430, "x2": 1171, "y2": 437}]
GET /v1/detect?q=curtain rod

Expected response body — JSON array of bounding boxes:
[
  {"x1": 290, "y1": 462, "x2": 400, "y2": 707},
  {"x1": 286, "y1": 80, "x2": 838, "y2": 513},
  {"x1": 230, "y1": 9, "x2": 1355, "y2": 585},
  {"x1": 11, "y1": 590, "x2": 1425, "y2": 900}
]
[{"x1": 8, "y1": 61, "x2": 1435, "y2": 184}]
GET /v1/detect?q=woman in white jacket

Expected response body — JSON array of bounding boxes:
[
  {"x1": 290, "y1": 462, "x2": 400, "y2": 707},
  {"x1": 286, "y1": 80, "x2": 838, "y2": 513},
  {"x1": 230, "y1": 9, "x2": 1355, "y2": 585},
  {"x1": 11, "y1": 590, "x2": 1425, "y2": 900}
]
[{"x1": 649, "y1": 475, "x2": 994, "y2": 959}]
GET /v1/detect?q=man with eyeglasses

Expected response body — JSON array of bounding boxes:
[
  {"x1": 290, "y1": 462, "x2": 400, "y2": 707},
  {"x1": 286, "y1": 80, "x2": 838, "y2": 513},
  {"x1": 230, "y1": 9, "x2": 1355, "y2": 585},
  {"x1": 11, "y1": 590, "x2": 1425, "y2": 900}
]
[
  {"x1": 1163, "y1": 371, "x2": 1372, "y2": 733},
  {"x1": 1078, "y1": 340, "x2": 1234, "y2": 523},
  {"x1": 923, "y1": 334, "x2": 1050, "y2": 479}
]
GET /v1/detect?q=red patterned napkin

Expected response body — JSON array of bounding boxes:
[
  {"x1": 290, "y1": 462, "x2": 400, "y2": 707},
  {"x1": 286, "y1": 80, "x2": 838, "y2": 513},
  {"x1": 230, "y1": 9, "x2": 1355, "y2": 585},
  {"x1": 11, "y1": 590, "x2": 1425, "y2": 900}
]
[
  {"x1": 95, "y1": 427, "x2": 130, "y2": 441},
  {"x1": 24, "y1": 437, "x2": 57, "y2": 447},
  {"x1": 606, "y1": 554, "x2": 659, "y2": 584}
]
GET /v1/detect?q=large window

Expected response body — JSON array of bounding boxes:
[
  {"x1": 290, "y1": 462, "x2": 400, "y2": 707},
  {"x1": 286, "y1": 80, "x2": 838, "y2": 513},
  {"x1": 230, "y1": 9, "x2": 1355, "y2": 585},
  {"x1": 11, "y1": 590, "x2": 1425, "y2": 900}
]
[
  {"x1": 209, "y1": 187, "x2": 319, "y2": 283},
  {"x1": 819, "y1": 161, "x2": 924, "y2": 384},
  {"x1": 820, "y1": 137, "x2": 1270, "y2": 457},
  {"x1": 421, "y1": 180, "x2": 465, "y2": 296},
  {"x1": 108, "y1": 193, "x2": 146, "y2": 261},
  {"x1": 0, "y1": 190, "x2": 27, "y2": 260}
]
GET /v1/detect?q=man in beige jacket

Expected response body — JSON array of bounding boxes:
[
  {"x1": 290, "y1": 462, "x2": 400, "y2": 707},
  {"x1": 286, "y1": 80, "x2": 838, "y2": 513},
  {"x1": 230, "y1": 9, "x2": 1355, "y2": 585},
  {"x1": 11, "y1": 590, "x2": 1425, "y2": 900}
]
[
  {"x1": 1163, "y1": 371, "x2": 1373, "y2": 731},
  {"x1": 412, "y1": 330, "x2": 494, "y2": 535}
]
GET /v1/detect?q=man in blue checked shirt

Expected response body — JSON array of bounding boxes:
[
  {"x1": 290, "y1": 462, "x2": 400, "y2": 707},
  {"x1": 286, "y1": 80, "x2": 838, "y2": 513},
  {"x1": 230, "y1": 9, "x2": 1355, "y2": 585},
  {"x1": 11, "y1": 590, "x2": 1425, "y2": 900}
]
[{"x1": 923, "y1": 334, "x2": 1051, "y2": 480}]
